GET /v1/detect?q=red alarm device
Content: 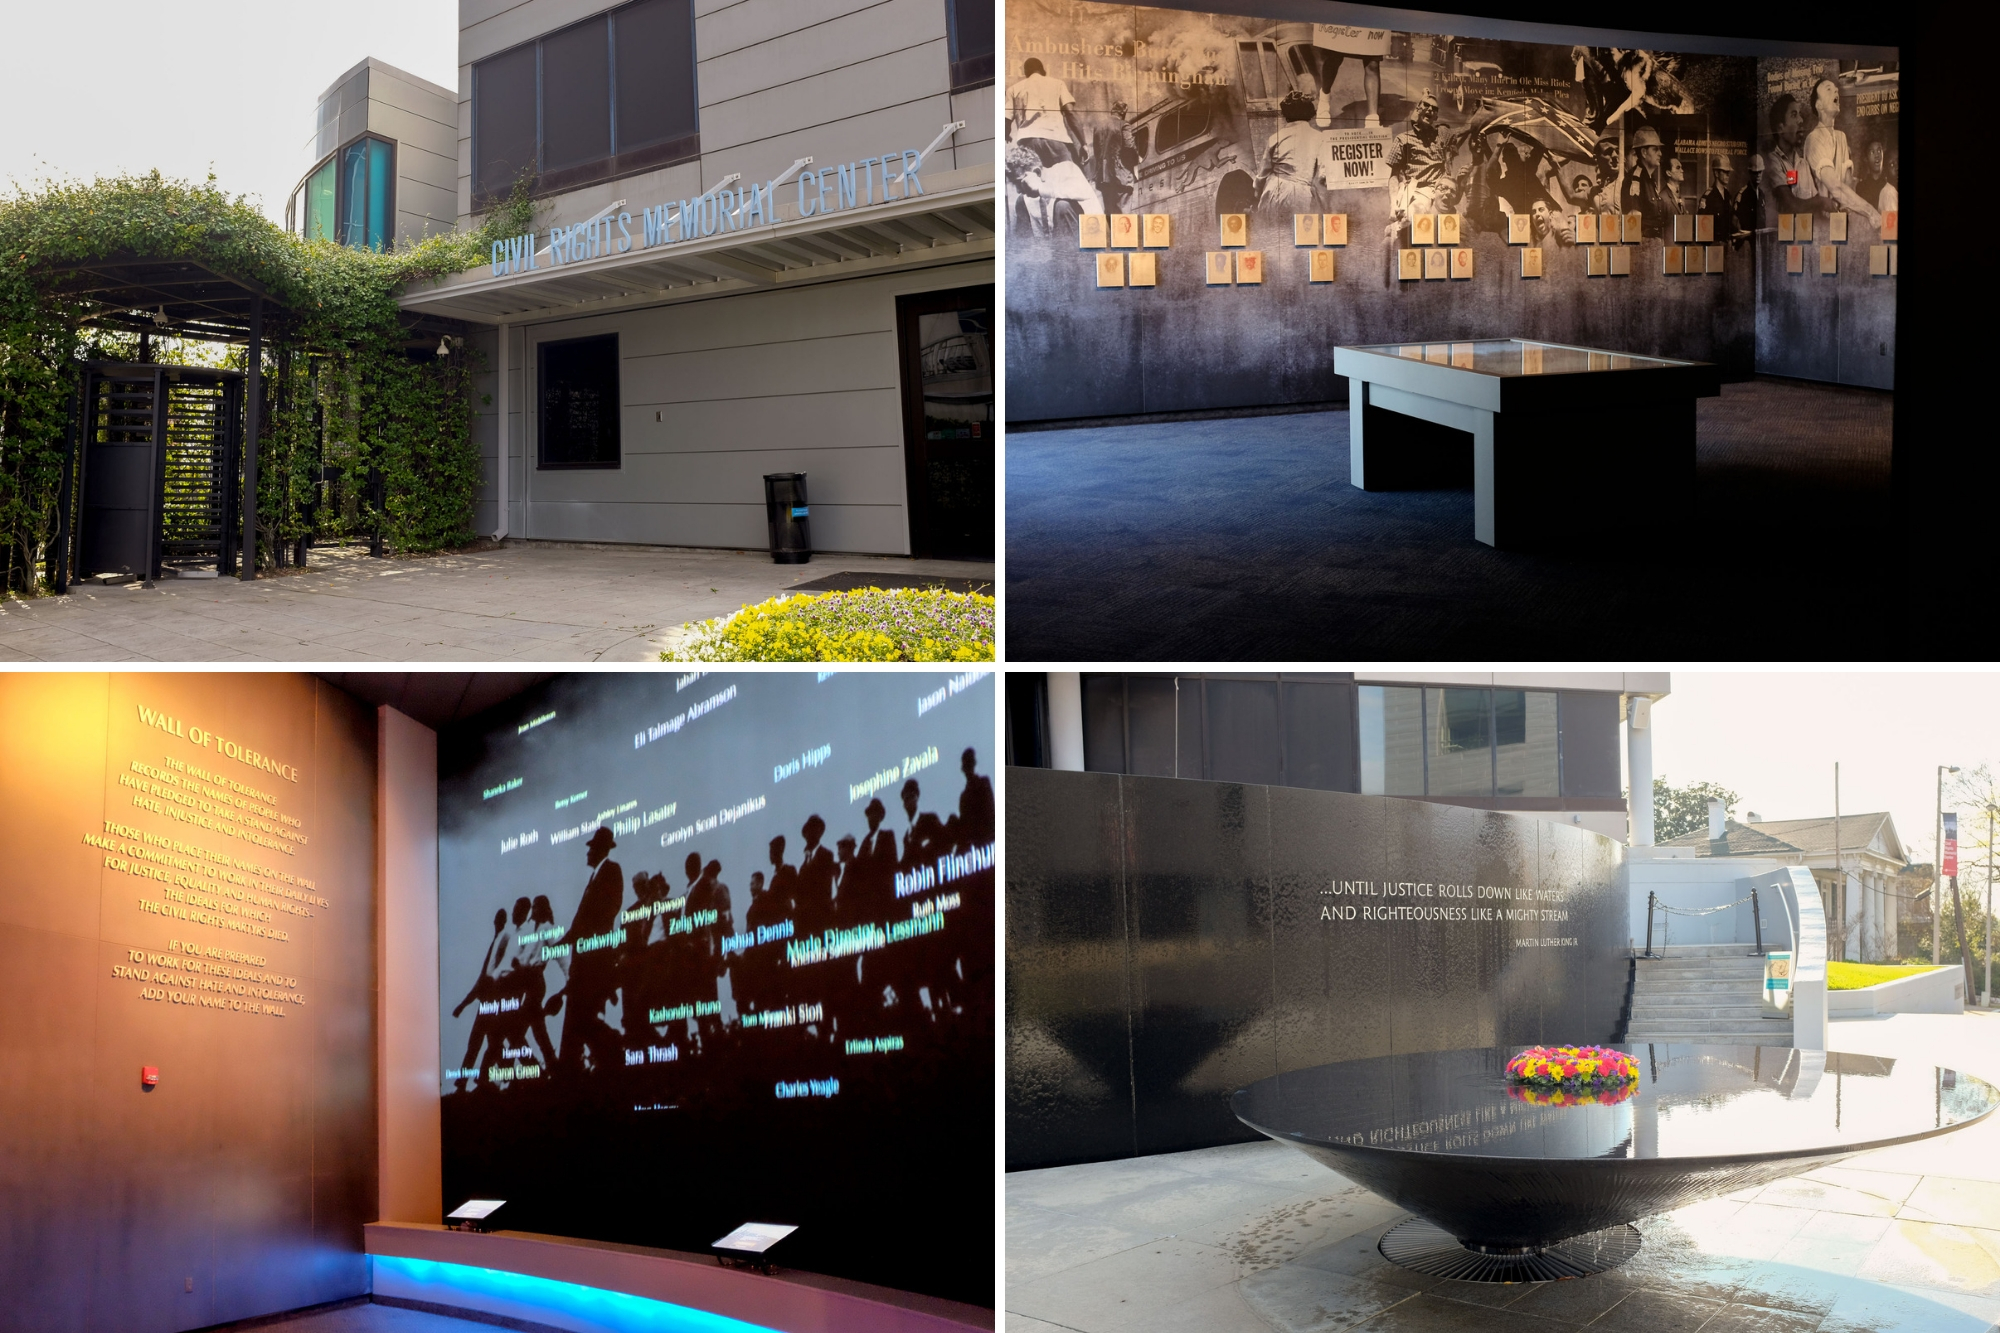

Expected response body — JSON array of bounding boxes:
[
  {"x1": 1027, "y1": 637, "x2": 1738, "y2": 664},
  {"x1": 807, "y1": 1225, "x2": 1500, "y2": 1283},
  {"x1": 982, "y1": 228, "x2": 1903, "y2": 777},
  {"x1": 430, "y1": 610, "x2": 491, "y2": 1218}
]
[{"x1": 141, "y1": 1066, "x2": 159, "y2": 1088}]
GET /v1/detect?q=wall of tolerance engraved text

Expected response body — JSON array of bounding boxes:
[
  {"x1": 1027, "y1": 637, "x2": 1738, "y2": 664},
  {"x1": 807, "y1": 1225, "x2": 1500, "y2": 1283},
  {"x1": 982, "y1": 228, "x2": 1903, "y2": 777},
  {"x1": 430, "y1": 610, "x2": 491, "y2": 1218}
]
[{"x1": 0, "y1": 673, "x2": 377, "y2": 1333}]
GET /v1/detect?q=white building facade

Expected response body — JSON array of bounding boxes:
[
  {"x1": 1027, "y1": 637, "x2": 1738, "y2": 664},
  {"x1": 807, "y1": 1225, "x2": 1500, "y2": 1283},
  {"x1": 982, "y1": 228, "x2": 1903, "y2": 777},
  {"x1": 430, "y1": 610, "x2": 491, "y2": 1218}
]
[{"x1": 390, "y1": 0, "x2": 996, "y2": 557}]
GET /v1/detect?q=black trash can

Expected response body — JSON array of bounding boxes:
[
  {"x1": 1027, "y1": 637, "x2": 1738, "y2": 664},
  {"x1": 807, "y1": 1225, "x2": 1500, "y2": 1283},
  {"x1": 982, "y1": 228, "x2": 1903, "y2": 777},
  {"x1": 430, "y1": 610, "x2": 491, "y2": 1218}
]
[{"x1": 763, "y1": 472, "x2": 812, "y2": 564}]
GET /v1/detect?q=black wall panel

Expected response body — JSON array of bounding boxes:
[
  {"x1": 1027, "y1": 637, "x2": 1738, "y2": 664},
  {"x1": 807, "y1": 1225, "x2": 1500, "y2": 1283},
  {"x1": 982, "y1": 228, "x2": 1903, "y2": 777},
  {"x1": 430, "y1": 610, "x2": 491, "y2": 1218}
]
[{"x1": 1006, "y1": 768, "x2": 1628, "y2": 1171}]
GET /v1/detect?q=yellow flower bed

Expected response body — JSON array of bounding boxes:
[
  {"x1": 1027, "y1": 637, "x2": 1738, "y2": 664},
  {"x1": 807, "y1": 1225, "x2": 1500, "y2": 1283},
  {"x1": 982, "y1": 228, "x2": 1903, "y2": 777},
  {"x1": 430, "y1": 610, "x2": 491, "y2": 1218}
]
[{"x1": 663, "y1": 586, "x2": 996, "y2": 663}]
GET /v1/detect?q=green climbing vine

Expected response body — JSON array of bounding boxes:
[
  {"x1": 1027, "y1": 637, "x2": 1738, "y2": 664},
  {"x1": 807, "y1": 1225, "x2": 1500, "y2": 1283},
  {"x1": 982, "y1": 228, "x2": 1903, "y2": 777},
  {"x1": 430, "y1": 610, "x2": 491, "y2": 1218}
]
[{"x1": 0, "y1": 169, "x2": 535, "y2": 591}]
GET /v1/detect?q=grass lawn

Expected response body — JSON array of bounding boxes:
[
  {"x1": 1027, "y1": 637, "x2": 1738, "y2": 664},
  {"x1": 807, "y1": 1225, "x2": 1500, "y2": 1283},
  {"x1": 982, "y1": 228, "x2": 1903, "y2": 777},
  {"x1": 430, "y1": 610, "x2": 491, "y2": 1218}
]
[{"x1": 1826, "y1": 961, "x2": 1949, "y2": 991}]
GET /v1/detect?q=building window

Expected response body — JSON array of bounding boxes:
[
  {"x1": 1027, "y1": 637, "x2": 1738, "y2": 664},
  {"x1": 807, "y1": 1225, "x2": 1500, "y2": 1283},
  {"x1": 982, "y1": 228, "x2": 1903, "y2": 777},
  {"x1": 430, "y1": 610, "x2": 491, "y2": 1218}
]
[
  {"x1": 946, "y1": 0, "x2": 994, "y2": 91},
  {"x1": 472, "y1": 0, "x2": 699, "y2": 206},
  {"x1": 1360, "y1": 686, "x2": 1562, "y2": 798},
  {"x1": 539, "y1": 335, "x2": 621, "y2": 469},
  {"x1": 291, "y1": 135, "x2": 394, "y2": 250},
  {"x1": 1080, "y1": 674, "x2": 1357, "y2": 792}
]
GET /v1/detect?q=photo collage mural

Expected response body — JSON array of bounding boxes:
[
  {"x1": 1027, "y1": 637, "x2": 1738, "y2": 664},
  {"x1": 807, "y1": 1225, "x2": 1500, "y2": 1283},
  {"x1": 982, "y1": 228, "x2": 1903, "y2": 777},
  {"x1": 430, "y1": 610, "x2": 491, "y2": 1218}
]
[{"x1": 1004, "y1": 2, "x2": 1894, "y2": 418}]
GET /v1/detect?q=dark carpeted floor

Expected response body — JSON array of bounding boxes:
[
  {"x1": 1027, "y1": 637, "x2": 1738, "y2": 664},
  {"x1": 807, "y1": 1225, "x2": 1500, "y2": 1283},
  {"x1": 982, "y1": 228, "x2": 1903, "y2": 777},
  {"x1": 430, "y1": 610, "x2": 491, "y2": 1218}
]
[{"x1": 1005, "y1": 377, "x2": 1892, "y2": 660}]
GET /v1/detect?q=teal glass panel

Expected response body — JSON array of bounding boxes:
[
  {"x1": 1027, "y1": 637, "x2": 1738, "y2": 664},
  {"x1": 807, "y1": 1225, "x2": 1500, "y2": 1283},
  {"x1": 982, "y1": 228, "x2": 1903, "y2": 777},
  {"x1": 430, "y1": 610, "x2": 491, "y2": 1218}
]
[
  {"x1": 367, "y1": 137, "x2": 392, "y2": 250},
  {"x1": 339, "y1": 140, "x2": 367, "y2": 247},
  {"x1": 306, "y1": 158, "x2": 337, "y2": 242}
]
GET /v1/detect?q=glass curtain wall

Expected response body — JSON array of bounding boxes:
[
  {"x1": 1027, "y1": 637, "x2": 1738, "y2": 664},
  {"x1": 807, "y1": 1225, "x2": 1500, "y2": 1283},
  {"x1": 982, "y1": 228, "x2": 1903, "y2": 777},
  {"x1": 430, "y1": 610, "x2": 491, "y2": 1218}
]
[{"x1": 1359, "y1": 686, "x2": 1559, "y2": 797}]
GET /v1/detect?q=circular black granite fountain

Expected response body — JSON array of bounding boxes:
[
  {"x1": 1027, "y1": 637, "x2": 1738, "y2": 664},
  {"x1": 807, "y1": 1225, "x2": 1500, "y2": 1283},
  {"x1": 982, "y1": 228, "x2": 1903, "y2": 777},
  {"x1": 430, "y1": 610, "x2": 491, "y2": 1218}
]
[{"x1": 1233, "y1": 1044, "x2": 1997, "y2": 1282}]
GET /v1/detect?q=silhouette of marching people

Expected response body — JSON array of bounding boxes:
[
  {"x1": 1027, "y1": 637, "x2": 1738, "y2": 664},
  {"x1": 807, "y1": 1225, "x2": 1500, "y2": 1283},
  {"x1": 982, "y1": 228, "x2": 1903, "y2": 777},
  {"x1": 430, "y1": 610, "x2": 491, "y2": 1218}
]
[{"x1": 448, "y1": 750, "x2": 996, "y2": 1090}]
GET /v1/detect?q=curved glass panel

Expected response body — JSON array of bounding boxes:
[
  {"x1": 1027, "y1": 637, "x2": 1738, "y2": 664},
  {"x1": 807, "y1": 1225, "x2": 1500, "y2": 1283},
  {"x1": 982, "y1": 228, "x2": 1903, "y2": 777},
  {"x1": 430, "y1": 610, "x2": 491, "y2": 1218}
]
[
  {"x1": 339, "y1": 140, "x2": 367, "y2": 248},
  {"x1": 306, "y1": 158, "x2": 337, "y2": 243},
  {"x1": 367, "y1": 137, "x2": 393, "y2": 251}
]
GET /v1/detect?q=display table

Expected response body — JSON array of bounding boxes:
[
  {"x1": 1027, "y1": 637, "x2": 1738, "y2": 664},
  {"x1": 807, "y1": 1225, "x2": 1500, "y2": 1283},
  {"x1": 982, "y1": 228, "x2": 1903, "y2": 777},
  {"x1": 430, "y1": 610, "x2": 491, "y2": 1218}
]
[
  {"x1": 1233, "y1": 1045, "x2": 1997, "y2": 1282},
  {"x1": 1332, "y1": 339, "x2": 1720, "y2": 550}
]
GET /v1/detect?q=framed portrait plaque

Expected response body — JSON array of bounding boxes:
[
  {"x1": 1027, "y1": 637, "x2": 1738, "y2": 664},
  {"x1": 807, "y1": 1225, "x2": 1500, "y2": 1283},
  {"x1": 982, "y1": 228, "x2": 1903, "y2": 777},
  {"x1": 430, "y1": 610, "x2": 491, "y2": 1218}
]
[
  {"x1": 1423, "y1": 246, "x2": 1449, "y2": 279},
  {"x1": 1143, "y1": 214, "x2": 1172, "y2": 247},
  {"x1": 1829, "y1": 212, "x2": 1848, "y2": 243},
  {"x1": 1438, "y1": 213, "x2": 1462, "y2": 246},
  {"x1": 1522, "y1": 343, "x2": 1545, "y2": 374},
  {"x1": 1508, "y1": 213, "x2": 1532, "y2": 244},
  {"x1": 1575, "y1": 212, "x2": 1598, "y2": 244},
  {"x1": 1882, "y1": 210, "x2": 1899, "y2": 242},
  {"x1": 1450, "y1": 247, "x2": 1473, "y2": 278},
  {"x1": 1778, "y1": 213, "x2": 1794, "y2": 242},
  {"x1": 1599, "y1": 211, "x2": 1622, "y2": 243},
  {"x1": 1662, "y1": 244, "x2": 1683, "y2": 275},
  {"x1": 1868, "y1": 244, "x2": 1889, "y2": 276},
  {"x1": 1323, "y1": 214, "x2": 1349, "y2": 246},
  {"x1": 1293, "y1": 213, "x2": 1320, "y2": 247},
  {"x1": 1110, "y1": 214, "x2": 1138, "y2": 247},
  {"x1": 1206, "y1": 251, "x2": 1234, "y2": 285},
  {"x1": 1128, "y1": 250, "x2": 1158, "y2": 286},
  {"x1": 1521, "y1": 246, "x2": 1543, "y2": 277},
  {"x1": 1696, "y1": 214, "x2": 1716, "y2": 243},
  {"x1": 1795, "y1": 214, "x2": 1812, "y2": 243},
  {"x1": 1412, "y1": 213, "x2": 1437, "y2": 246},
  {"x1": 1785, "y1": 243, "x2": 1804, "y2": 274},
  {"x1": 1398, "y1": 248, "x2": 1422, "y2": 280},
  {"x1": 1889, "y1": 244, "x2": 1898, "y2": 275},
  {"x1": 1672, "y1": 214, "x2": 1695, "y2": 243},
  {"x1": 1309, "y1": 248, "x2": 1337, "y2": 282},
  {"x1": 1705, "y1": 244, "x2": 1724, "y2": 273},
  {"x1": 1079, "y1": 214, "x2": 1107, "y2": 248},
  {"x1": 1819, "y1": 243, "x2": 1837, "y2": 275},
  {"x1": 1235, "y1": 250, "x2": 1264, "y2": 283},
  {"x1": 1586, "y1": 245, "x2": 1608, "y2": 276},
  {"x1": 1096, "y1": 252, "x2": 1125, "y2": 287},
  {"x1": 1608, "y1": 245, "x2": 1631, "y2": 276},
  {"x1": 1621, "y1": 211, "x2": 1641, "y2": 243},
  {"x1": 1220, "y1": 214, "x2": 1248, "y2": 246}
]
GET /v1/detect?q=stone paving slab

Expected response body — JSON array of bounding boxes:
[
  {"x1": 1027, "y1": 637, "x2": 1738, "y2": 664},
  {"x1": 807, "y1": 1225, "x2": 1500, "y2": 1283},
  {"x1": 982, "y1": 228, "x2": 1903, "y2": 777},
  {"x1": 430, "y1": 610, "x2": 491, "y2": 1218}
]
[
  {"x1": 0, "y1": 542, "x2": 992, "y2": 662},
  {"x1": 1006, "y1": 1010, "x2": 2000, "y2": 1333}
]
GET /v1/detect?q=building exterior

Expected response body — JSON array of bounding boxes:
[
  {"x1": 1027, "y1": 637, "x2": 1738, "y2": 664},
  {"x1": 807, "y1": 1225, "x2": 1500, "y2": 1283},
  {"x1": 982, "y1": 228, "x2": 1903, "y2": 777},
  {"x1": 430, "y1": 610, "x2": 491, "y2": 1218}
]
[
  {"x1": 1008, "y1": 671, "x2": 1671, "y2": 842},
  {"x1": 363, "y1": 0, "x2": 995, "y2": 557},
  {"x1": 288, "y1": 58, "x2": 459, "y2": 249},
  {"x1": 1657, "y1": 812, "x2": 1911, "y2": 962}
]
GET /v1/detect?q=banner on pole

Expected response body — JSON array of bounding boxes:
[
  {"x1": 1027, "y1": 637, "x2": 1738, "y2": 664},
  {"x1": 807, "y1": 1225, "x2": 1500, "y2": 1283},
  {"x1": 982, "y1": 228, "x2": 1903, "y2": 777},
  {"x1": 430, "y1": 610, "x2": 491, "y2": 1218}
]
[{"x1": 1945, "y1": 812, "x2": 1959, "y2": 877}]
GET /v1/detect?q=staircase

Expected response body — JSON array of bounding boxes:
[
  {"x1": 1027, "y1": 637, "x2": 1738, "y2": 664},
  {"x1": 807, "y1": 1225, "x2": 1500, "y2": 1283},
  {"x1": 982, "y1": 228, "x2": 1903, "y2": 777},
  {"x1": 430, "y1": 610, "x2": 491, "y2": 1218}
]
[{"x1": 1621, "y1": 945, "x2": 1793, "y2": 1047}]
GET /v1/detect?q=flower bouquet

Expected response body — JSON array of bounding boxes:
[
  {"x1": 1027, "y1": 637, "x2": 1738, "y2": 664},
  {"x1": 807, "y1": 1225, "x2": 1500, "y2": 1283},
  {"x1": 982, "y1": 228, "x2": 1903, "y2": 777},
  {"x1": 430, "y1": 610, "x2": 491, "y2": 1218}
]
[
  {"x1": 1504, "y1": 1045, "x2": 1638, "y2": 1095},
  {"x1": 1506, "y1": 1080, "x2": 1637, "y2": 1108}
]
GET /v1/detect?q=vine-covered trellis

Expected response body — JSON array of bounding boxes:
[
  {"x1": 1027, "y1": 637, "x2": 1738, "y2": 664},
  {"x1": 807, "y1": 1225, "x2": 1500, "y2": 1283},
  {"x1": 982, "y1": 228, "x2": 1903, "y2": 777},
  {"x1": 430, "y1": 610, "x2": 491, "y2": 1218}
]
[{"x1": 0, "y1": 171, "x2": 534, "y2": 593}]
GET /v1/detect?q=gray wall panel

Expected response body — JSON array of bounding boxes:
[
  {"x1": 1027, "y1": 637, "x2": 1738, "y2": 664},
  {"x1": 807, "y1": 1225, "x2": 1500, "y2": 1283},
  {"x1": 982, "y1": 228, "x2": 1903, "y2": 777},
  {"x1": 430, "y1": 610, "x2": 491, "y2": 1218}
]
[{"x1": 698, "y1": 0, "x2": 944, "y2": 107}]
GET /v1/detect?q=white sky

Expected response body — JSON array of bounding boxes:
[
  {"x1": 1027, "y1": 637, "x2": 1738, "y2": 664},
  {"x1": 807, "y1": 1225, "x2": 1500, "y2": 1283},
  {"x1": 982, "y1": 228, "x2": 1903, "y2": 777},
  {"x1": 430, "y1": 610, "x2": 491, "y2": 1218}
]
[
  {"x1": 0, "y1": 1, "x2": 458, "y2": 225},
  {"x1": 1641, "y1": 673, "x2": 2000, "y2": 865}
]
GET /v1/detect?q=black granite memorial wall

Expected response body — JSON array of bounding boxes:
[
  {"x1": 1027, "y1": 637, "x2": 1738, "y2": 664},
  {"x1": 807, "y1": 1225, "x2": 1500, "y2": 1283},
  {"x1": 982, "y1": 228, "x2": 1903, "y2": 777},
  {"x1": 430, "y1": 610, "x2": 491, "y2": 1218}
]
[{"x1": 1005, "y1": 768, "x2": 1627, "y2": 1170}]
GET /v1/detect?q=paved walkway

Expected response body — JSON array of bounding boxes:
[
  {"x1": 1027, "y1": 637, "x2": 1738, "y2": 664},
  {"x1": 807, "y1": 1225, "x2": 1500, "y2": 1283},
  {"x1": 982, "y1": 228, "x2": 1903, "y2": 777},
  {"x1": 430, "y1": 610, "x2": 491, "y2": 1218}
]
[
  {"x1": 1008, "y1": 1010, "x2": 2000, "y2": 1333},
  {"x1": 0, "y1": 542, "x2": 992, "y2": 662}
]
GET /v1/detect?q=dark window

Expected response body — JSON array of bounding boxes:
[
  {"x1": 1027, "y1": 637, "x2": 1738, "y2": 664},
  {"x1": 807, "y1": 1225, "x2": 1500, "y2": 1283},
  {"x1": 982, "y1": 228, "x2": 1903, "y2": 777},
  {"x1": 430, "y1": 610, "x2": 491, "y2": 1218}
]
[
  {"x1": 615, "y1": 0, "x2": 699, "y2": 151},
  {"x1": 1005, "y1": 673, "x2": 1049, "y2": 768},
  {"x1": 543, "y1": 16, "x2": 611, "y2": 171},
  {"x1": 1081, "y1": 674, "x2": 1125, "y2": 773},
  {"x1": 1125, "y1": 677, "x2": 1177, "y2": 778},
  {"x1": 946, "y1": 0, "x2": 993, "y2": 91},
  {"x1": 1559, "y1": 693, "x2": 1623, "y2": 797},
  {"x1": 1282, "y1": 682, "x2": 1356, "y2": 792},
  {"x1": 472, "y1": 0, "x2": 698, "y2": 205},
  {"x1": 474, "y1": 43, "x2": 539, "y2": 198},
  {"x1": 538, "y1": 335, "x2": 621, "y2": 469},
  {"x1": 1204, "y1": 679, "x2": 1282, "y2": 787}
]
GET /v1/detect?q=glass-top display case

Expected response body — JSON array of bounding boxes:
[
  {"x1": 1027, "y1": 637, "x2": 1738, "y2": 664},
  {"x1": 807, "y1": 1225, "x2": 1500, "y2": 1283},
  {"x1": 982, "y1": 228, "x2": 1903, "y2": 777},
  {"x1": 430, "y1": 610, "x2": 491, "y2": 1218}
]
[{"x1": 1345, "y1": 338, "x2": 1694, "y2": 377}]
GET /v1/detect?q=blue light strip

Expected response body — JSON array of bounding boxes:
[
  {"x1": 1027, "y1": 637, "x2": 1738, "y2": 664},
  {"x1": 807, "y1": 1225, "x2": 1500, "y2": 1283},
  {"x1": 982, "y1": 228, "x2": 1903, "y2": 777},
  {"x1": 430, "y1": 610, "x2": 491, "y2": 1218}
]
[{"x1": 372, "y1": 1255, "x2": 778, "y2": 1333}]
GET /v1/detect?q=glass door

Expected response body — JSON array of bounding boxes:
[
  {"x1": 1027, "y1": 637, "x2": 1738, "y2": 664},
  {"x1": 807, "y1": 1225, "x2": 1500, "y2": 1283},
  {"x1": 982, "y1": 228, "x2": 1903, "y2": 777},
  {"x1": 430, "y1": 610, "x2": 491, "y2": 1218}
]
[{"x1": 896, "y1": 285, "x2": 994, "y2": 560}]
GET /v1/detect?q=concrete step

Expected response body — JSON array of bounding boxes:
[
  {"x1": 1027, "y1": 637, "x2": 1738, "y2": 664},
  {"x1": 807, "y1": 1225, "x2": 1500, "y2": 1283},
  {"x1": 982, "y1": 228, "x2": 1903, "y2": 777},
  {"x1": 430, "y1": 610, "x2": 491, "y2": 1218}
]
[
  {"x1": 1625, "y1": 1033, "x2": 1797, "y2": 1047},
  {"x1": 1634, "y1": 961, "x2": 1769, "y2": 973},
  {"x1": 1627, "y1": 1020, "x2": 1794, "y2": 1036},
  {"x1": 1633, "y1": 989, "x2": 1768, "y2": 1003},
  {"x1": 1634, "y1": 967, "x2": 1769, "y2": 979},
  {"x1": 1631, "y1": 1005, "x2": 1771, "y2": 1020}
]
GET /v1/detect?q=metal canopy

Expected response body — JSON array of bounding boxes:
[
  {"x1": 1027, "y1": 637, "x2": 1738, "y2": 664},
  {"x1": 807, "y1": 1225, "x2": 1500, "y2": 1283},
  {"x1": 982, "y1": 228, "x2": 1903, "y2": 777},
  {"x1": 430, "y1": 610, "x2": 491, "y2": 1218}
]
[
  {"x1": 396, "y1": 179, "x2": 995, "y2": 326},
  {"x1": 45, "y1": 255, "x2": 288, "y2": 343}
]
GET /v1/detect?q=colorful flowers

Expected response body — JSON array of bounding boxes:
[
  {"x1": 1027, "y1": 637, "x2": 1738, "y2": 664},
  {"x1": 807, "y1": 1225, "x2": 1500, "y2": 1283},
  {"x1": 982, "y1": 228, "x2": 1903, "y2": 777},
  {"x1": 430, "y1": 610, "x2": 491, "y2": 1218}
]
[
  {"x1": 1504, "y1": 1045, "x2": 1638, "y2": 1093},
  {"x1": 664, "y1": 587, "x2": 995, "y2": 662},
  {"x1": 1507, "y1": 1081, "x2": 1637, "y2": 1108}
]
